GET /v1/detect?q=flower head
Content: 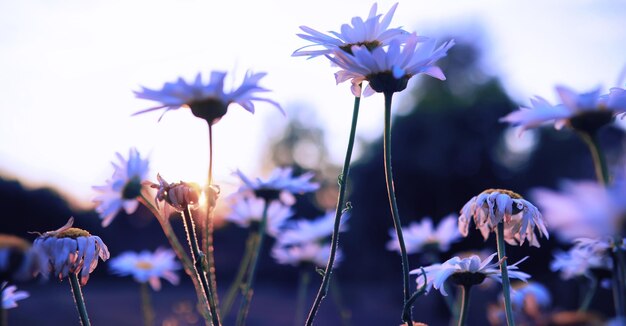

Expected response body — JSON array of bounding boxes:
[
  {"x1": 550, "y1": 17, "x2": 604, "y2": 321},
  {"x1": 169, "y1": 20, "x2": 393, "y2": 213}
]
[
  {"x1": 0, "y1": 235, "x2": 42, "y2": 282},
  {"x1": 411, "y1": 253, "x2": 530, "y2": 296},
  {"x1": 226, "y1": 193, "x2": 294, "y2": 237},
  {"x1": 276, "y1": 211, "x2": 349, "y2": 246},
  {"x1": 459, "y1": 189, "x2": 548, "y2": 247},
  {"x1": 387, "y1": 214, "x2": 461, "y2": 254},
  {"x1": 33, "y1": 218, "x2": 110, "y2": 285},
  {"x1": 500, "y1": 85, "x2": 626, "y2": 134},
  {"x1": 149, "y1": 174, "x2": 201, "y2": 212},
  {"x1": 233, "y1": 167, "x2": 319, "y2": 204},
  {"x1": 134, "y1": 70, "x2": 283, "y2": 125},
  {"x1": 327, "y1": 33, "x2": 454, "y2": 96},
  {"x1": 293, "y1": 3, "x2": 408, "y2": 59},
  {"x1": 93, "y1": 148, "x2": 150, "y2": 227},
  {"x1": 1, "y1": 283, "x2": 29, "y2": 309},
  {"x1": 109, "y1": 248, "x2": 180, "y2": 291},
  {"x1": 272, "y1": 242, "x2": 340, "y2": 268}
]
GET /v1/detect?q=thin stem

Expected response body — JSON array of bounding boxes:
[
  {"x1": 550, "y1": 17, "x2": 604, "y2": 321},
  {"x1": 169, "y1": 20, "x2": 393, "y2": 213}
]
[
  {"x1": 68, "y1": 273, "x2": 91, "y2": 326},
  {"x1": 330, "y1": 277, "x2": 352, "y2": 326},
  {"x1": 496, "y1": 223, "x2": 515, "y2": 326},
  {"x1": 306, "y1": 95, "x2": 361, "y2": 325},
  {"x1": 182, "y1": 207, "x2": 221, "y2": 326},
  {"x1": 220, "y1": 232, "x2": 256, "y2": 318},
  {"x1": 383, "y1": 91, "x2": 412, "y2": 326},
  {"x1": 578, "y1": 275, "x2": 597, "y2": 312},
  {"x1": 235, "y1": 201, "x2": 269, "y2": 326},
  {"x1": 140, "y1": 282, "x2": 155, "y2": 326},
  {"x1": 295, "y1": 269, "x2": 312, "y2": 326},
  {"x1": 457, "y1": 285, "x2": 472, "y2": 326},
  {"x1": 205, "y1": 121, "x2": 220, "y2": 317},
  {"x1": 578, "y1": 131, "x2": 609, "y2": 185}
]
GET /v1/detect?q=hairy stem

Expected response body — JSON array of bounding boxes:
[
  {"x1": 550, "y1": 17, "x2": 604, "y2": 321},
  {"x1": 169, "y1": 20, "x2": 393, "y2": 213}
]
[
  {"x1": 496, "y1": 223, "x2": 515, "y2": 326},
  {"x1": 68, "y1": 273, "x2": 91, "y2": 326}
]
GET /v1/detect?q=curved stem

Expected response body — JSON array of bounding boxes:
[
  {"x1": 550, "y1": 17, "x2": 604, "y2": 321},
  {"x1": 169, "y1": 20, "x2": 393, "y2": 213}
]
[
  {"x1": 205, "y1": 122, "x2": 220, "y2": 311},
  {"x1": 457, "y1": 285, "x2": 472, "y2": 326},
  {"x1": 68, "y1": 273, "x2": 91, "y2": 326},
  {"x1": 306, "y1": 95, "x2": 361, "y2": 325},
  {"x1": 496, "y1": 223, "x2": 515, "y2": 326},
  {"x1": 578, "y1": 275, "x2": 597, "y2": 312},
  {"x1": 235, "y1": 201, "x2": 269, "y2": 326},
  {"x1": 182, "y1": 207, "x2": 221, "y2": 326},
  {"x1": 140, "y1": 282, "x2": 155, "y2": 326},
  {"x1": 578, "y1": 131, "x2": 609, "y2": 185},
  {"x1": 295, "y1": 269, "x2": 312, "y2": 326},
  {"x1": 383, "y1": 92, "x2": 412, "y2": 326},
  {"x1": 220, "y1": 232, "x2": 256, "y2": 318}
]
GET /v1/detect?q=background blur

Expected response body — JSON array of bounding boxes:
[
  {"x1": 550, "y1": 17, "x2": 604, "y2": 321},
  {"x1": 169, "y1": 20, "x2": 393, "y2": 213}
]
[{"x1": 1, "y1": 1, "x2": 626, "y2": 325}]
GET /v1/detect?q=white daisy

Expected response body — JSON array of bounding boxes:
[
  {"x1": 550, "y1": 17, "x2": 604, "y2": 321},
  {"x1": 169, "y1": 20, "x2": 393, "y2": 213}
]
[
  {"x1": 386, "y1": 214, "x2": 461, "y2": 254},
  {"x1": 233, "y1": 167, "x2": 319, "y2": 204},
  {"x1": 271, "y1": 242, "x2": 341, "y2": 268},
  {"x1": 327, "y1": 33, "x2": 454, "y2": 96},
  {"x1": 226, "y1": 193, "x2": 294, "y2": 237},
  {"x1": 459, "y1": 189, "x2": 548, "y2": 247},
  {"x1": 1, "y1": 283, "x2": 29, "y2": 309},
  {"x1": 293, "y1": 2, "x2": 408, "y2": 59},
  {"x1": 550, "y1": 241, "x2": 613, "y2": 280},
  {"x1": 411, "y1": 253, "x2": 530, "y2": 296},
  {"x1": 109, "y1": 248, "x2": 180, "y2": 291},
  {"x1": 134, "y1": 70, "x2": 283, "y2": 125},
  {"x1": 276, "y1": 211, "x2": 349, "y2": 246},
  {"x1": 33, "y1": 218, "x2": 110, "y2": 285},
  {"x1": 93, "y1": 148, "x2": 150, "y2": 227}
]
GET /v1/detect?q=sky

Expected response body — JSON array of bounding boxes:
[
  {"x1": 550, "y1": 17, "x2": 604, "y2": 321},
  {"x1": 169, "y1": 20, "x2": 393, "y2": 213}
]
[{"x1": 0, "y1": 0, "x2": 625, "y2": 208}]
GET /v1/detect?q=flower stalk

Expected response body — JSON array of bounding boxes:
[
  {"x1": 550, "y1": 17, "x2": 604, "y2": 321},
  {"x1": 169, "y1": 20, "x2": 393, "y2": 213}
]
[
  {"x1": 140, "y1": 282, "x2": 155, "y2": 326},
  {"x1": 495, "y1": 223, "x2": 515, "y2": 326},
  {"x1": 204, "y1": 122, "x2": 220, "y2": 314},
  {"x1": 457, "y1": 285, "x2": 472, "y2": 326},
  {"x1": 220, "y1": 231, "x2": 256, "y2": 318},
  {"x1": 295, "y1": 268, "x2": 312, "y2": 326},
  {"x1": 68, "y1": 273, "x2": 91, "y2": 326},
  {"x1": 235, "y1": 201, "x2": 270, "y2": 326},
  {"x1": 383, "y1": 91, "x2": 412, "y2": 325},
  {"x1": 578, "y1": 275, "x2": 597, "y2": 312},
  {"x1": 306, "y1": 94, "x2": 361, "y2": 325},
  {"x1": 577, "y1": 131, "x2": 609, "y2": 185}
]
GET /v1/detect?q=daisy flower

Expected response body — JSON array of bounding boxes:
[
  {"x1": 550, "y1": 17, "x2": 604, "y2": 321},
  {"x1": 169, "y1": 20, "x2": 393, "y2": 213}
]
[
  {"x1": 1, "y1": 283, "x2": 29, "y2": 309},
  {"x1": 500, "y1": 85, "x2": 626, "y2": 134},
  {"x1": 550, "y1": 244, "x2": 612, "y2": 280},
  {"x1": 411, "y1": 252, "x2": 530, "y2": 296},
  {"x1": 226, "y1": 193, "x2": 294, "y2": 237},
  {"x1": 276, "y1": 211, "x2": 350, "y2": 246},
  {"x1": 109, "y1": 248, "x2": 180, "y2": 291},
  {"x1": 458, "y1": 188, "x2": 548, "y2": 247},
  {"x1": 386, "y1": 214, "x2": 461, "y2": 254},
  {"x1": 292, "y1": 2, "x2": 408, "y2": 59},
  {"x1": 134, "y1": 70, "x2": 283, "y2": 125},
  {"x1": 233, "y1": 167, "x2": 319, "y2": 204},
  {"x1": 271, "y1": 242, "x2": 341, "y2": 268},
  {"x1": 0, "y1": 235, "x2": 42, "y2": 282},
  {"x1": 327, "y1": 33, "x2": 454, "y2": 96},
  {"x1": 93, "y1": 148, "x2": 150, "y2": 227},
  {"x1": 33, "y1": 218, "x2": 110, "y2": 285}
]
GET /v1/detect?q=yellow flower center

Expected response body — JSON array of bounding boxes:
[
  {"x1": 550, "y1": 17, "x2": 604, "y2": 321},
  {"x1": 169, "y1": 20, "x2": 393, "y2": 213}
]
[
  {"x1": 480, "y1": 188, "x2": 522, "y2": 199},
  {"x1": 135, "y1": 261, "x2": 154, "y2": 270},
  {"x1": 55, "y1": 227, "x2": 91, "y2": 239}
]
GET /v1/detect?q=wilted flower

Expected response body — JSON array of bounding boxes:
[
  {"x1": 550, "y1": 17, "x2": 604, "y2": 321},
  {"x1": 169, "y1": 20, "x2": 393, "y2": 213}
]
[
  {"x1": 386, "y1": 214, "x2": 461, "y2": 254},
  {"x1": 33, "y1": 218, "x2": 110, "y2": 285},
  {"x1": 327, "y1": 33, "x2": 454, "y2": 96},
  {"x1": 411, "y1": 253, "x2": 530, "y2": 296},
  {"x1": 459, "y1": 189, "x2": 548, "y2": 247},
  {"x1": 109, "y1": 248, "x2": 180, "y2": 291},
  {"x1": 276, "y1": 211, "x2": 349, "y2": 246},
  {"x1": 149, "y1": 174, "x2": 201, "y2": 212},
  {"x1": 500, "y1": 85, "x2": 626, "y2": 134},
  {"x1": 293, "y1": 3, "x2": 408, "y2": 59},
  {"x1": 93, "y1": 148, "x2": 150, "y2": 227},
  {"x1": 226, "y1": 194, "x2": 294, "y2": 237},
  {"x1": 1, "y1": 283, "x2": 29, "y2": 309},
  {"x1": 233, "y1": 167, "x2": 319, "y2": 204},
  {"x1": 272, "y1": 242, "x2": 340, "y2": 268},
  {"x1": 134, "y1": 70, "x2": 282, "y2": 125},
  {"x1": 0, "y1": 235, "x2": 42, "y2": 282}
]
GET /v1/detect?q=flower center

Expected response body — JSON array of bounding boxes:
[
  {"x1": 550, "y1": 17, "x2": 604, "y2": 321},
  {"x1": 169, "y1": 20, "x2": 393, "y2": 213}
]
[
  {"x1": 189, "y1": 98, "x2": 229, "y2": 125},
  {"x1": 135, "y1": 261, "x2": 154, "y2": 270},
  {"x1": 122, "y1": 176, "x2": 142, "y2": 199},
  {"x1": 367, "y1": 71, "x2": 410, "y2": 94},
  {"x1": 339, "y1": 40, "x2": 381, "y2": 55},
  {"x1": 449, "y1": 271, "x2": 487, "y2": 287},
  {"x1": 481, "y1": 188, "x2": 523, "y2": 199},
  {"x1": 254, "y1": 188, "x2": 281, "y2": 202},
  {"x1": 55, "y1": 227, "x2": 91, "y2": 239},
  {"x1": 568, "y1": 110, "x2": 614, "y2": 135}
]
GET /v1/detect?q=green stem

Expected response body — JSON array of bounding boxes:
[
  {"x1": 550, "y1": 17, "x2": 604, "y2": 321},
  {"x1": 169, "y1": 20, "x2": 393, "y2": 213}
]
[
  {"x1": 578, "y1": 275, "x2": 597, "y2": 312},
  {"x1": 220, "y1": 232, "x2": 256, "y2": 317},
  {"x1": 496, "y1": 223, "x2": 515, "y2": 326},
  {"x1": 205, "y1": 122, "x2": 220, "y2": 313},
  {"x1": 182, "y1": 207, "x2": 221, "y2": 326},
  {"x1": 457, "y1": 285, "x2": 472, "y2": 326},
  {"x1": 578, "y1": 131, "x2": 609, "y2": 185},
  {"x1": 383, "y1": 91, "x2": 412, "y2": 326},
  {"x1": 68, "y1": 273, "x2": 91, "y2": 326},
  {"x1": 140, "y1": 282, "x2": 155, "y2": 326},
  {"x1": 235, "y1": 201, "x2": 269, "y2": 326},
  {"x1": 306, "y1": 95, "x2": 361, "y2": 326},
  {"x1": 295, "y1": 269, "x2": 312, "y2": 326}
]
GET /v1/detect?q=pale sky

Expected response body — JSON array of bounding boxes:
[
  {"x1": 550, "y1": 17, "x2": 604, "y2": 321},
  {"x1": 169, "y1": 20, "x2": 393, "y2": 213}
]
[{"x1": 0, "y1": 0, "x2": 624, "y2": 208}]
